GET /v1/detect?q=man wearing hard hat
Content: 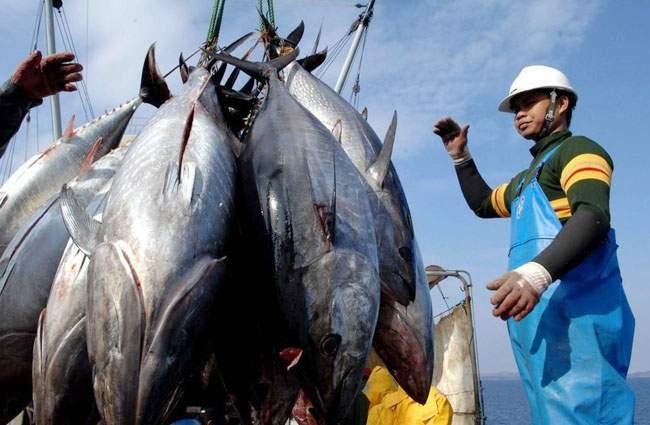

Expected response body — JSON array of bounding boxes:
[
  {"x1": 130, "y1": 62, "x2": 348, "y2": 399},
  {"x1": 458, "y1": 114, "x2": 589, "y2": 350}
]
[{"x1": 433, "y1": 66, "x2": 635, "y2": 424}]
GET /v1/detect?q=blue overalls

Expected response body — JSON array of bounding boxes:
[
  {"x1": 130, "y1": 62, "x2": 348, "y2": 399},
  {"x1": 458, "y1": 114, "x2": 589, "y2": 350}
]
[{"x1": 507, "y1": 146, "x2": 635, "y2": 424}]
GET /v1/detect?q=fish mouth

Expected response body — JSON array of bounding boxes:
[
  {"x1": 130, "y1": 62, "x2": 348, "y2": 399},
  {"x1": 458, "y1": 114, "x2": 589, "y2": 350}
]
[{"x1": 324, "y1": 365, "x2": 358, "y2": 424}]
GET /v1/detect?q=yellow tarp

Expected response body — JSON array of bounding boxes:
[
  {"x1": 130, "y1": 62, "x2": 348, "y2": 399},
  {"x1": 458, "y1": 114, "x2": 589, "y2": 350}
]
[{"x1": 365, "y1": 366, "x2": 453, "y2": 425}]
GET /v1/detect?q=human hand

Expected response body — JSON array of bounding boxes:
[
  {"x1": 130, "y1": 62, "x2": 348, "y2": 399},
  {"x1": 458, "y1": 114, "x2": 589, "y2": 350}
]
[
  {"x1": 433, "y1": 117, "x2": 470, "y2": 162},
  {"x1": 487, "y1": 271, "x2": 540, "y2": 321},
  {"x1": 11, "y1": 51, "x2": 83, "y2": 100}
]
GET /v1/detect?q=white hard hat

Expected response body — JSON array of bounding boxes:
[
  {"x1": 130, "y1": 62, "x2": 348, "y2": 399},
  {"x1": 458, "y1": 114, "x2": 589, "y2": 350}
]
[{"x1": 498, "y1": 65, "x2": 577, "y2": 112}]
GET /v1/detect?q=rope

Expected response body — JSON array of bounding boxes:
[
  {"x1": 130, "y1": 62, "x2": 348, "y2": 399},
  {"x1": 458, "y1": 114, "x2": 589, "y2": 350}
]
[
  {"x1": 30, "y1": 1, "x2": 45, "y2": 51},
  {"x1": 349, "y1": 27, "x2": 368, "y2": 107},
  {"x1": 257, "y1": 0, "x2": 275, "y2": 31},
  {"x1": 57, "y1": 7, "x2": 95, "y2": 119},
  {"x1": 206, "y1": 0, "x2": 226, "y2": 44},
  {"x1": 267, "y1": 0, "x2": 275, "y2": 27},
  {"x1": 315, "y1": 32, "x2": 352, "y2": 79}
]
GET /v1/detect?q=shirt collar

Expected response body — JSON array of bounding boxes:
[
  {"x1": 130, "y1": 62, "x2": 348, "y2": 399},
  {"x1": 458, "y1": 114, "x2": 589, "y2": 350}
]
[{"x1": 529, "y1": 129, "x2": 572, "y2": 158}]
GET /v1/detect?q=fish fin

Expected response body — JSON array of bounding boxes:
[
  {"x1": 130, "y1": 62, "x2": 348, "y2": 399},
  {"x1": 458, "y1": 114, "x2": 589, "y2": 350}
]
[
  {"x1": 177, "y1": 104, "x2": 196, "y2": 182},
  {"x1": 180, "y1": 162, "x2": 198, "y2": 206},
  {"x1": 278, "y1": 348, "x2": 303, "y2": 371},
  {"x1": 297, "y1": 48, "x2": 327, "y2": 73},
  {"x1": 140, "y1": 43, "x2": 171, "y2": 108},
  {"x1": 59, "y1": 184, "x2": 101, "y2": 256},
  {"x1": 163, "y1": 161, "x2": 180, "y2": 195},
  {"x1": 179, "y1": 53, "x2": 189, "y2": 83},
  {"x1": 312, "y1": 23, "x2": 323, "y2": 55},
  {"x1": 0, "y1": 260, "x2": 15, "y2": 300},
  {"x1": 223, "y1": 31, "x2": 256, "y2": 54},
  {"x1": 80, "y1": 137, "x2": 103, "y2": 174},
  {"x1": 367, "y1": 110, "x2": 398, "y2": 188},
  {"x1": 34, "y1": 309, "x2": 47, "y2": 382},
  {"x1": 331, "y1": 119, "x2": 343, "y2": 144},
  {"x1": 240, "y1": 77, "x2": 255, "y2": 94},
  {"x1": 214, "y1": 62, "x2": 227, "y2": 85},
  {"x1": 205, "y1": 31, "x2": 256, "y2": 79},
  {"x1": 63, "y1": 114, "x2": 76, "y2": 137},
  {"x1": 162, "y1": 159, "x2": 198, "y2": 206},
  {"x1": 285, "y1": 21, "x2": 305, "y2": 48},
  {"x1": 224, "y1": 68, "x2": 241, "y2": 90},
  {"x1": 209, "y1": 48, "x2": 299, "y2": 83},
  {"x1": 0, "y1": 191, "x2": 7, "y2": 209},
  {"x1": 87, "y1": 242, "x2": 144, "y2": 424},
  {"x1": 224, "y1": 37, "x2": 260, "y2": 89},
  {"x1": 361, "y1": 107, "x2": 368, "y2": 120}
]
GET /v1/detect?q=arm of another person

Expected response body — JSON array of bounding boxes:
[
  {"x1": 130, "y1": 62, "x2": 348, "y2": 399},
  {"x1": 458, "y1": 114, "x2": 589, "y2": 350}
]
[
  {"x1": 0, "y1": 51, "x2": 82, "y2": 157},
  {"x1": 433, "y1": 117, "x2": 512, "y2": 218}
]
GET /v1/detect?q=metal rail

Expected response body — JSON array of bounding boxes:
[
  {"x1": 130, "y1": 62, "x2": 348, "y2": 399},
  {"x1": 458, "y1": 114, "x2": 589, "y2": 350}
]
[{"x1": 427, "y1": 268, "x2": 486, "y2": 425}]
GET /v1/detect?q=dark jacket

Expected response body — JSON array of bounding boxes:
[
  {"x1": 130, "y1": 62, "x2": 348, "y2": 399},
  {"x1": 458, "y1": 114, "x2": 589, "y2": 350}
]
[{"x1": 0, "y1": 79, "x2": 42, "y2": 158}]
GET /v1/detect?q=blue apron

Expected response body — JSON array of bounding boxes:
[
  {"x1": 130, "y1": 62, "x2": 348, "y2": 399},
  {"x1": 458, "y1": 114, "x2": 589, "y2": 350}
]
[{"x1": 507, "y1": 146, "x2": 635, "y2": 424}]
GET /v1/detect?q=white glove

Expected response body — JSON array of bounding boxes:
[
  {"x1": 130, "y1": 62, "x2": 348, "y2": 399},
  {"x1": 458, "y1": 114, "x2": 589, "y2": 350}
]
[
  {"x1": 487, "y1": 262, "x2": 552, "y2": 321},
  {"x1": 514, "y1": 262, "x2": 552, "y2": 295}
]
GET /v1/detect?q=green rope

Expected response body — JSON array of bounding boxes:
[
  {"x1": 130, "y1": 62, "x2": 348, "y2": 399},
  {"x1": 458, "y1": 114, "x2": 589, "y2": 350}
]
[
  {"x1": 267, "y1": 0, "x2": 275, "y2": 27},
  {"x1": 258, "y1": 0, "x2": 275, "y2": 31},
  {"x1": 206, "y1": 0, "x2": 226, "y2": 44}
]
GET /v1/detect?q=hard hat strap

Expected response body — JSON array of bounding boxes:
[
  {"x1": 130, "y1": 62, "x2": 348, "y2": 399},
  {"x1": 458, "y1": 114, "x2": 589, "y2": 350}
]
[{"x1": 538, "y1": 89, "x2": 558, "y2": 139}]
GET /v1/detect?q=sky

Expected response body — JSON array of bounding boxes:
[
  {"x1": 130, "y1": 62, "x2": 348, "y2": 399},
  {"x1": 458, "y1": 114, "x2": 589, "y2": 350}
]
[{"x1": 0, "y1": 0, "x2": 648, "y2": 375}]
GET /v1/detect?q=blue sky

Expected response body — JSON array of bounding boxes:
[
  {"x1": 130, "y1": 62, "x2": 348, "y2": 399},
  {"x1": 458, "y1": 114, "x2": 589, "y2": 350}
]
[{"x1": 0, "y1": 0, "x2": 648, "y2": 374}]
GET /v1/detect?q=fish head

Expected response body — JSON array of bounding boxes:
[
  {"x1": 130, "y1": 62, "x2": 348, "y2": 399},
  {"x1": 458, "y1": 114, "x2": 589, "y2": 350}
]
[{"x1": 300, "y1": 249, "x2": 380, "y2": 423}]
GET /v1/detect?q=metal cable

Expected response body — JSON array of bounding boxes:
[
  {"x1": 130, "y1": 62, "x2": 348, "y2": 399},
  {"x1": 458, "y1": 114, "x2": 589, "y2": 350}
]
[
  {"x1": 61, "y1": 6, "x2": 95, "y2": 117},
  {"x1": 58, "y1": 8, "x2": 94, "y2": 119},
  {"x1": 54, "y1": 11, "x2": 91, "y2": 121},
  {"x1": 30, "y1": 1, "x2": 45, "y2": 51},
  {"x1": 315, "y1": 32, "x2": 352, "y2": 79},
  {"x1": 350, "y1": 26, "x2": 368, "y2": 107}
]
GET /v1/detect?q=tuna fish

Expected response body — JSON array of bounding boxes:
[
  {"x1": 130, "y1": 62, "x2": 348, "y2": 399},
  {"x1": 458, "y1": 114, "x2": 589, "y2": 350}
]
[
  {"x1": 61, "y1": 57, "x2": 238, "y2": 424},
  {"x1": 280, "y1": 61, "x2": 434, "y2": 403},
  {"x1": 31, "y1": 212, "x2": 102, "y2": 425},
  {"x1": 0, "y1": 149, "x2": 125, "y2": 425},
  {"x1": 30, "y1": 151, "x2": 124, "y2": 425},
  {"x1": 0, "y1": 45, "x2": 169, "y2": 257},
  {"x1": 212, "y1": 49, "x2": 381, "y2": 423},
  {"x1": 0, "y1": 46, "x2": 169, "y2": 422}
]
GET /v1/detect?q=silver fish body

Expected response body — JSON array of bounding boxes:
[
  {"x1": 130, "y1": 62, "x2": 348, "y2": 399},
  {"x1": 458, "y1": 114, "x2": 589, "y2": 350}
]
[
  {"x1": 80, "y1": 67, "x2": 236, "y2": 425},
  {"x1": 282, "y1": 61, "x2": 434, "y2": 403},
  {"x1": 0, "y1": 148, "x2": 125, "y2": 424},
  {"x1": 238, "y1": 69, "x2": 380, "y2": 424},
  {"x1": 30, "y1": 152, "x2": 123, "y2": 425},
  {"x1": 0, "y1": 98, "x2": 140, "y2": 256}
]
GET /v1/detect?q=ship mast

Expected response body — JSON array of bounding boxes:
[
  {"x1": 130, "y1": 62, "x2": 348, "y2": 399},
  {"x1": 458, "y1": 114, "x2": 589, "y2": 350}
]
[
  {"x1": 334, "y1": 0, "x2": 375, "y2": 94},
  {"x1": 44, "y1": 0, "x2": 62, "y2": 139}
]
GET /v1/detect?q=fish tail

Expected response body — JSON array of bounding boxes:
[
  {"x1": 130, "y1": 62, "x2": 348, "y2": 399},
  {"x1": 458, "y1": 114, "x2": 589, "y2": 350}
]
[
  {"x1": 139, "y1": 43, "x2": 171, "y2": 108},
  {"x1": 209, "y1": 48, "x2": 299, "y2": 83}
]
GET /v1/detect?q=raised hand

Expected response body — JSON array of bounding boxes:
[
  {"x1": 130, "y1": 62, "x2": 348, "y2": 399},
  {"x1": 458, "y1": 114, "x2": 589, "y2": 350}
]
[
  {"x1": 433, "y1": 117, "x2": 470, "y2": 161},
  {"x1": 11, "y1": 51, "x2": 83, "y2": 100}
]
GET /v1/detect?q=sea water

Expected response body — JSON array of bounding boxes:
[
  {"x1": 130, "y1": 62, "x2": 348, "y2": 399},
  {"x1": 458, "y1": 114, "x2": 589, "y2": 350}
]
[{"x1": 481, "y1": 377, "x2": 649, "y2": 424}]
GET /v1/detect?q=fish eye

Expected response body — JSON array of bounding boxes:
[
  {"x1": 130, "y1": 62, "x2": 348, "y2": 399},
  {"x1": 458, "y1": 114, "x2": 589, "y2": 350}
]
[
  {"x1": 320, "y1": 334, "x2": 342, "y2": 356},
  {"x1": 398, "y1": 246, "x2": 412, "y2": 262}
]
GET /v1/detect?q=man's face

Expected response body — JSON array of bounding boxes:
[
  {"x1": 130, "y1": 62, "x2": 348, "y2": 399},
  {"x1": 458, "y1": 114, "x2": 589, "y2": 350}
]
[{"x1": 511, "y1": 91, "x2": 550, "y2": 140}]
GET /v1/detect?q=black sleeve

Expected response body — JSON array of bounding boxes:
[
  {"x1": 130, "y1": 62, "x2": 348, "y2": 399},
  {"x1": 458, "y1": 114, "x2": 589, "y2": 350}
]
[
  {"x1": 532, "y1": 207, "x2": 610, "y2": 280},
  {"x1": 0, "y1": 79, "x2": 42, "y2": 158},
  {"x1": 454, "y1": 158, "x2": 500, "y2": 218}
]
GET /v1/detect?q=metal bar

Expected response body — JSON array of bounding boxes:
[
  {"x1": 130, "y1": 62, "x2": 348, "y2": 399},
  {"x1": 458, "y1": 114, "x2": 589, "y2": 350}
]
[
  {"x1": 44, "y1": 0, "x2": 62, "y2": 139},
  {"x1": 426, "y1": 268, "x2": 485, "y2": 424},
  {"x1": 334, "y1": 0, "x2": 375, "y2": 93}
]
